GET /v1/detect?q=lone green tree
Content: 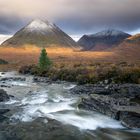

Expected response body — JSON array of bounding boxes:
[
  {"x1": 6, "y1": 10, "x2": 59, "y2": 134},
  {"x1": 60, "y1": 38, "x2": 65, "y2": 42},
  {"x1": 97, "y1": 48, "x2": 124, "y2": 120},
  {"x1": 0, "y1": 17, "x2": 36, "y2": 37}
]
[{"x1": 39, "y1": 48, "x2": 52, "y2": 71}]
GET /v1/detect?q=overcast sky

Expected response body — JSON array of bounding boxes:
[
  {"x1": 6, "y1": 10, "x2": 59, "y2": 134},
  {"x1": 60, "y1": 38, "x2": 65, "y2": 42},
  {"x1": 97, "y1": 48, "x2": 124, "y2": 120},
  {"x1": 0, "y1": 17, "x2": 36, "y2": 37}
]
[{"x1": 0, "y1": 0, "x2": 140, "y2": 38}]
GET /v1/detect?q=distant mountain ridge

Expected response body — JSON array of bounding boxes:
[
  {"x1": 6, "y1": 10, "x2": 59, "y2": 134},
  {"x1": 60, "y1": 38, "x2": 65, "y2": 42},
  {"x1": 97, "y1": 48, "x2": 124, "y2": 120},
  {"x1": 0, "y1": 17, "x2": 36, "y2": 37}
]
[
  {"x1": 78, "y1": 29, "x2": 131, "y2": 51},
  {"x1": 2, "y1": 19, "x2": 78, "y2": 48}
]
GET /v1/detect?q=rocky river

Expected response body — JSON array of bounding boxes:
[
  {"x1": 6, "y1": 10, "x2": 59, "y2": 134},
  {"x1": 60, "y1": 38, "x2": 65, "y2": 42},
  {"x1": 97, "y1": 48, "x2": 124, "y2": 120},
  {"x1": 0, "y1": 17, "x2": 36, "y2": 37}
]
[{"x1": 0, "y1": 72, "x2": 140, "y2": 140}]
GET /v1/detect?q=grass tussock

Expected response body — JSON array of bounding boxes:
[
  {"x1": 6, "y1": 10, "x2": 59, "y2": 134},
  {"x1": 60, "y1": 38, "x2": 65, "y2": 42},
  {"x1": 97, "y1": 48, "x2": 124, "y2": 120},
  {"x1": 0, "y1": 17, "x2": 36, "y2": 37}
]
[{"x1": 20, "y1": 61, "x2": 140, "y2": 85}]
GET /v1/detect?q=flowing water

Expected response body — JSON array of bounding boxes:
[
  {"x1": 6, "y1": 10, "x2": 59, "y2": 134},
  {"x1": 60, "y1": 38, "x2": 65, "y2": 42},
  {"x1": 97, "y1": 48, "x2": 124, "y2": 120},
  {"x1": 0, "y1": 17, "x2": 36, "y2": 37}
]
[{"x1": 0, "y1": 72, "x2": 140, "y2": 140}]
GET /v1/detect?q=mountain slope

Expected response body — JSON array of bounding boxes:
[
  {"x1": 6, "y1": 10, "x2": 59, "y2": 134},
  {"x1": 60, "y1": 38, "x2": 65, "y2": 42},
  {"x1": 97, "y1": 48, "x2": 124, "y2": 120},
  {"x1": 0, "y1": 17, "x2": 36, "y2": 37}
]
[
  {"x1": 1, "y1": 19, "x2": 78, "y2": 48},
  {"x1": 78, "y1": 29, "x2": 131, "y2": 51},
  {"x1": 125, "y1": 34, "x2": 140, "y2": 44}
]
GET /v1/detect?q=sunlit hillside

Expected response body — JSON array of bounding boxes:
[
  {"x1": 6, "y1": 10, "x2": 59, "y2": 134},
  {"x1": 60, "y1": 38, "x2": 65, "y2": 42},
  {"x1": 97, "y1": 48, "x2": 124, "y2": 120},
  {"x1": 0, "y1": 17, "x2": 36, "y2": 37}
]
[
  {"x1": 0, "y1": 44, "x2": 114, "y2": 70},
  {"x1": 0, "y1": 42, "x2": 140, "y2": 71}
]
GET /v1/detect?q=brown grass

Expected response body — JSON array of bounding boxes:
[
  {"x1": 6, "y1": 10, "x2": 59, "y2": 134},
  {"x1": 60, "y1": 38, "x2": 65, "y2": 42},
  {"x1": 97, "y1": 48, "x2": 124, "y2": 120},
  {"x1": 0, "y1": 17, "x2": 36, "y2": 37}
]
[
  {"x1": 0, "y1": 45, "x2": 114, "y2": 70},
  {"x1": 0, "y1": 44, "x2": 140, "y2": 71}
]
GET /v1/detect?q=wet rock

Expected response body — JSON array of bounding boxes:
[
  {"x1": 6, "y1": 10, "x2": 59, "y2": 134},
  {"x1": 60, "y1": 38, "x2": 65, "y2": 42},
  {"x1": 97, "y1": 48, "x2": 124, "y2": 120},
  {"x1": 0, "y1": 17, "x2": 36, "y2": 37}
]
[
  {"x1": 0, "y1": 89, "x2": 10, "y2": 102},
  {"x1": 33, "y1": 77, "x2": 64, "y2": 84},
  {"x1": 77, "y1": 84, "x2": 140, "y2": 129},
  {"x1": 119, "y1": 112, "x2": 140, "y2": 128},
  {"x1": 71, "y1": 84, "x2": 140, "y2": 96},
  {"x1": 0, "y1": 109, "x2": 10, "y2": 114},
  {"x1": 0, "y1": 90, "x2": 11, "y2": 121},
  {"x1": 0, "y1": 118, "x2": 91, "y2": 140},
  {"x1": 33, "y1": 77, "x2": 52, "y2": 83},
  {"x1": 92, "y1": 128, "x2": 140, "y2": 140},
  {"x1": 0, "y1": 109, "x2": 10, "y2": 122},
  {"x1": 79, "y1": 95, "x2": 120, "y2": 120},
  {"x1": 70, "y1": 84, "x2": 111, "y2": 95},
  {"x1": 1, "y1": 72, "x2": 5, "y2": 75},
  {"x1": 0, "y1": 85, "x2": 11, "y2": 88},
  {"x1": 0, "y1": 77, "x2": 26, "y2": 82}
]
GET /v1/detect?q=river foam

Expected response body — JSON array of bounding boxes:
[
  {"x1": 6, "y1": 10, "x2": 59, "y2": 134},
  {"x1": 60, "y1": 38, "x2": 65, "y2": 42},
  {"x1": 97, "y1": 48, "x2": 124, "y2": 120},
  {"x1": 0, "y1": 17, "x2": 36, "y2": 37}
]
[
  {"x1": 48, "y1": 112, "x2": 123, "y2": 130},
  {"x1": 9, "y1": 88, "x2": 123, "y2": 130},
  {"x1": 1, "y1": 72, "x2": 123, "y2": 130}
]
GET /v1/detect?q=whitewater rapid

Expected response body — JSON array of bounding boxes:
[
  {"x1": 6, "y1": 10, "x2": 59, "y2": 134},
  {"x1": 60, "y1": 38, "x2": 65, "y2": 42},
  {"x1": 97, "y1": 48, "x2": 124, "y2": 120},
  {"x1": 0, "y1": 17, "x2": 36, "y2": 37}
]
[{"x1": 0, "y1": 72, "x2": 123, "y2": 130}]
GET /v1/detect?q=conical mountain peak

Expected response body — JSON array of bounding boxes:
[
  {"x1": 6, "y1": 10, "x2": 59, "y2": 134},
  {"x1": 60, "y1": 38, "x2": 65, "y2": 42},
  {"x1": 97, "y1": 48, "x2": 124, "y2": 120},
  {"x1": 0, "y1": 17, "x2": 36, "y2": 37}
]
[
  {"x1": 25, "y1": 19, "x2": 56, "y2": 32},
  {"x1": 2, "y1": 19, "x2": 78, "y2": 48}
]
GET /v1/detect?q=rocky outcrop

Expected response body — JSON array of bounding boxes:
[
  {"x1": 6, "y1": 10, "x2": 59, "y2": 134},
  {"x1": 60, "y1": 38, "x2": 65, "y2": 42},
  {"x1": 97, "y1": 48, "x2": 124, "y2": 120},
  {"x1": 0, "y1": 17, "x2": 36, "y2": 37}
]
[
  {"x1": 70, "y1": 84, "x2": 111, "y2": 95},
  {"x1": 0, "y1": 118, "x2": 87, "y2": 140},
  {"x1": 72, "y1": 84, "x2": 140, "y2": 129}
]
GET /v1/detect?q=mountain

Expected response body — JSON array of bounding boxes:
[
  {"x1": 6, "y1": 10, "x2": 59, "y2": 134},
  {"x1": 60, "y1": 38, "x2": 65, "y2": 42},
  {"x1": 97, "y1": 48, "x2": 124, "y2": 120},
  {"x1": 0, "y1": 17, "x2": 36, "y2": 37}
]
[
  {"x1": 78, "y1": 29, "x2": 131, "y2": 51},
  {"x1": 1, "y1": 19, "x2": 78, "y2": 48}
]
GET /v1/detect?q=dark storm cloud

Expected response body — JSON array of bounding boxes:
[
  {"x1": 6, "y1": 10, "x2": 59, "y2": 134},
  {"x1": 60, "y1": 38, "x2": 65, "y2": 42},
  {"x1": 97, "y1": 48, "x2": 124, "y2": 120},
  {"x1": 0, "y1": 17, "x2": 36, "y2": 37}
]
[
  {"x1": 0, "y1": 15, "x2": 29, "y2": 34},
  {"x1": 0, "y1": 0, "x2": 140, "y2": 35},
  {"x1": 55, "y1": 0, "x2": 140, "y2": 34}
]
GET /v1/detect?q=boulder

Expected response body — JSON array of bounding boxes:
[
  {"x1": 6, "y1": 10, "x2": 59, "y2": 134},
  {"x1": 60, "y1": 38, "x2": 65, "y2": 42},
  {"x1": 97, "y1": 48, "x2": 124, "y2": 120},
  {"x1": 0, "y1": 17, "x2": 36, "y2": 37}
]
[
  {"x1": 76, "y1": 84, "x2": 140, "y2": 128},
  {"x1": 0, "y1": 89, "x2": 10, "y2": 102},
  {"x1": 33, "y1": 77, "x2": 52, "y2": 83},
  {"x1": 120, "y1": 112, "x2": 140, "y2": 128},
  {"x1": 0, "y1": 77, "x2": 26, "y2": 82},
  {"x1": 0, "y1": 118, "x2": 89, "y2": 140},
  {"x1": 0, "y1": 90, "x2": 11, "y2": 122}
]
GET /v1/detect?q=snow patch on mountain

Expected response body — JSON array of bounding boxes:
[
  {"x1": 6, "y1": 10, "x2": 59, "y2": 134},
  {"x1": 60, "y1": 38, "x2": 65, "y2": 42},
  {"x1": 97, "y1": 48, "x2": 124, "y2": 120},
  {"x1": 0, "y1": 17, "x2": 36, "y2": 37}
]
[
  {"x1": 91, "y1": 29, "x2": 128, "y2": 37},
  {"x1": 25, "y1": 19, "x2": 56, "y2": 32}
]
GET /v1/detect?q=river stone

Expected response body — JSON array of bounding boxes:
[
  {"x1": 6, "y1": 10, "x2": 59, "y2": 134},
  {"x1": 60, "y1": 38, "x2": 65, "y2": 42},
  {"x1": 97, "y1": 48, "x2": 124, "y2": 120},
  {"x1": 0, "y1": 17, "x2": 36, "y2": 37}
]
[
  {"x1": 0, "y1": 109, "x2": 10, "y2": 114},
  {"x1": 0, "y1": 77, "x2": 26, "y2": 82},
  {"x1": 77, "y1": 84, "x2": 140, "y2": 129},
  {"x1": 33, "y1": 77, "x2": 52, "y2": 83},
  {"x1": 0, "y1": 118, "x2": 93, "y2": 140},
  {"x1": 120, "y1": 112, "x2": 140, "y2": 128},
  {"x1": 0, "y1": 89, "x2": 10, "y2": 102},
  {"x1": 0, "y1": 90, "x2": 10, "y2": 122}
]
